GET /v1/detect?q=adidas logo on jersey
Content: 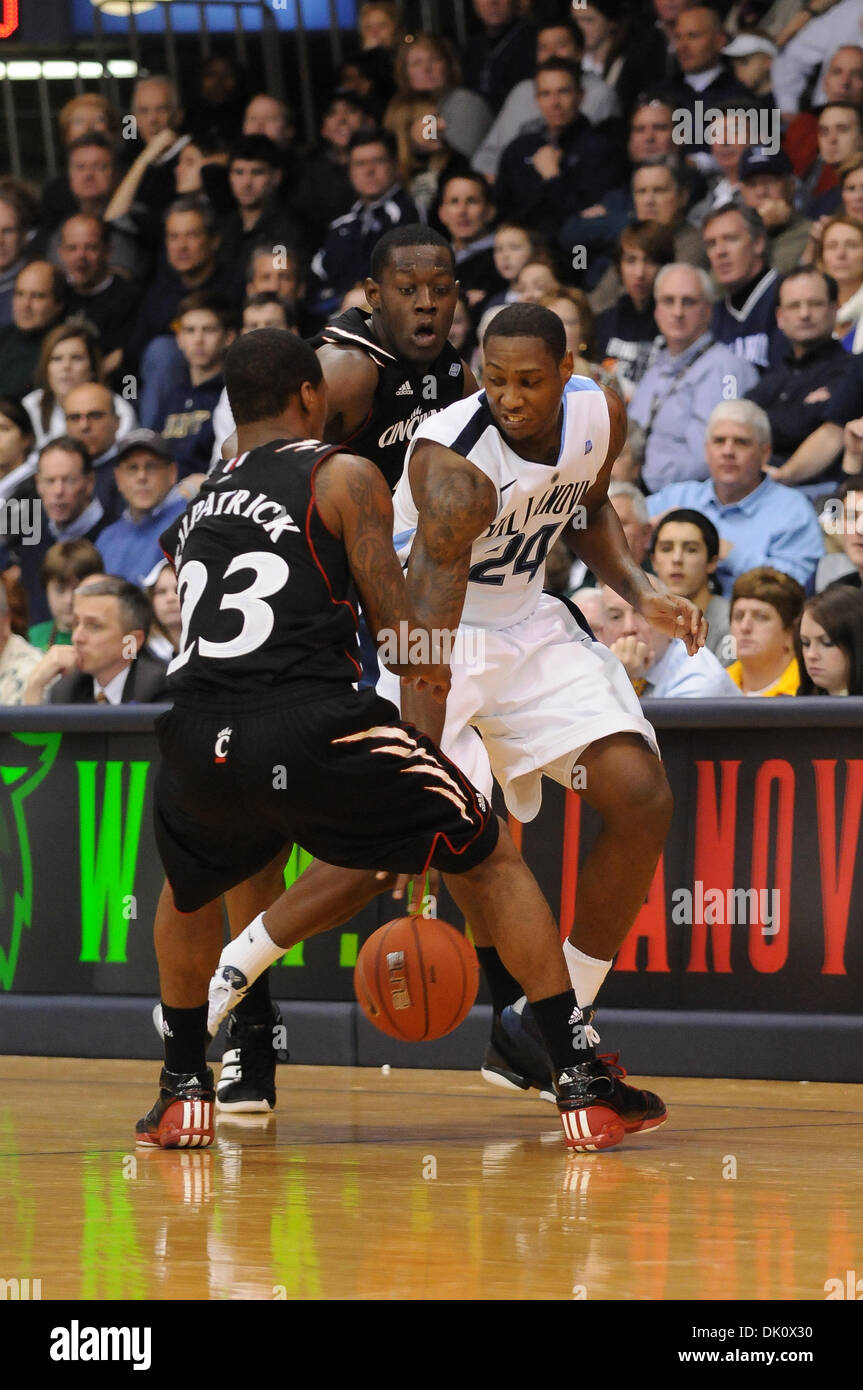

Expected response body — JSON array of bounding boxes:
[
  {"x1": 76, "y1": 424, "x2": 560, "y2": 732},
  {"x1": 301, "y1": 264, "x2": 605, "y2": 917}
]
[{"x1": 396, "y1": 381, "x2": 414, "y2": 396}]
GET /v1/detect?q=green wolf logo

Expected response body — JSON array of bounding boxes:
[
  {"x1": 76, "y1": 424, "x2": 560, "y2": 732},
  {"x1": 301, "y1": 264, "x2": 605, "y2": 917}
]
[{"x1": 0, "y1": 732, "x2": 61, "y2": 990}]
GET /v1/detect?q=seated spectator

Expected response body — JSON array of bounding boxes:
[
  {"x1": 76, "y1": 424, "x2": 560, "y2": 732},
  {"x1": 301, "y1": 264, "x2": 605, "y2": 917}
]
[
  {"x1": 460, "y1": 0, "x2": 536, "y2": 115},
  {"x1": 0, "y1": 180, "x2": 40, "y2": 325},
  {"x1": 102, "y1": 76, "x2": 190, "y2": 236},
  {"x1": 436, "y1": 171, "x2": 504, "y2": 316},
  {"x1": 737, "y1": 147, "x2": 812, "y2": 273},
  {"x1": 602, "y1": 583, "x2": 742, "y2": 697},
  {"x1": 726, "y1": 566, "x2": 804, "y2": 695},
  {"x1": 155, "y1": 293, "x2": 239, "y2": 478},
  {"x1": 307, "y1": 129, "x2": 418, "y2": 320},
  {"x1": 241, "y1": 292, "x2": 293, "y2": 333},
  {"x1": 721, "y1": 31, "x2": 777, "y2": 104},
  {"x1": 56, "y1": 133, "x2": 146, "y2": 282},
  {"x1": 649, "y1": 508, "x2": 732, "y2": 663},
  {"x1": 797, "y1": 584, "x2": 863, "y2": 694},
  {"x1": 23, "y1": 575, "x2": 168, "y2": 705},
  {"x1": 486, "y1": 222, "x2": 536, "y2": 310},
  {"x1": 385, "y1": 34, "x2": 493, "y2": 160},
  {"x1": 27, "y1": 537, "x2": 104, "y2": 651},
  {"x1": 703, "y1": 203, "x2": 783, "y2": 370},
  {"x1": 749, "y1": 267, "x2": 852, "y2": 487},
  {"x1": 23, "y1": 320, "x2": 136, "y2": 451},
  {"x1": 386, "y1": 98, "x2": 467, "y2": 221},
  {"x1": 572, "y1": 0, "x2": 631, "y2": 104},
  {"x1": 471, "y1": 18, "x2": 621, "y2": 181},
  {"x1": 144, "y1": 560, "x2": 182, "y2": 663},
  {"x1": 0, "y1": 580, "x2": 42, "y2": 705},
  {"x1": 494, "y1": 60, "x2": 625, "y2": 245},
  {"x1": 97, "y1": 431, "x2": 187, "y2": 585},
  {"x1": 782, "y1": 46, "x2": 863, "y2": 193},
  {"x1": 0, "y1": 398, "x2": 36, "y2": 501},
  {"x1": 540, "y1": 287, "x2": 622, "y2": 392},
  {"x1": 2, "y1": 437, "x2": 109, "y2": 626},
  {"x1": 0, "y1": 261, "x2": 66, "y2": 399},
  {"x1": 514, "y1": 255, "x2": 561, "y2": 305},
  {"x1": 242, "y1": 93, "x2": 303, "y2": 183},
  {"x1": 245, "y1": 241, "x2": 304, "y2": 316},
  {"x1": 293, "y1": 93, "x2": 375, "y2": 249},
  {"x1": 816, "y1": 480, "x2": 863, "y2": 589},
  {"x1": 594, "y1": 220, "x2": 674, "y2": 400},
  {"x1": 687, "y1": 106, "x2": 755, "y2": 221},
  {"x1": 804, "y1": 104, "x2": 863, "y2": 219},
  {"x1": 358, "y1": 1, "x2": 402, "y2": 53},
  {"x1": 835, "y1": 153, "x2": 863, "y2": 225},
  {"x1": 817, "y1": 215, "x2": 863, "y2": 350},
  {"x1": 220, "y1": 135, "x2": 306, "y2": 266},
  {"x1": 57, "y1": 214, "x2": 143, "y2": 367},
  {"x1": 38, "y1": 94, "x2": 121, "y2": 238},
  {"x1": 63, "y1": 381, "x2": 125, "y2": 520},
  {"x1": 646, "y1": 400, "x2": 825, "y2": 594},
  {"x1": 660, "y1": 6, "x2": 750, "y2": 136},
  {"x1": 630, "y1": 263, "x2": 759, "y2": 490}
]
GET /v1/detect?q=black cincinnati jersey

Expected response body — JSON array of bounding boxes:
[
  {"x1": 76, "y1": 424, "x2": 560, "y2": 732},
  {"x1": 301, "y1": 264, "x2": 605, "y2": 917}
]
[
  {"x1": 159, "y1": 437, "x2": 361, "y2": 703},
  {"x1": 311, "y1": 308, "x2": 465, "y2": 489}
]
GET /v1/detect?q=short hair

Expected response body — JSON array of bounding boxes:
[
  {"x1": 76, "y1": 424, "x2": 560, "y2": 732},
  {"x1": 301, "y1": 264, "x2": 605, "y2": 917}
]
[
  {"x1": 482, "y1": 301, "x2": 566, "y2": 362},
  {"x1": 535, "y1": 57, "x2": 582, "y2": 85},
  {"x1": 347, "y1": 126, "x2": 397, "y2": 160},
  {"x1": 702, "y1": 200, "x2": 767, "y2": 242},
  {"x1": 651, "y1": 508, "x2": 720, "y2": 562},
  {"x1": 438, "y1": 167, "x2": 493, "y2": 206},
  {"x1": 246, "y1": 239, "x2": 300, "y2": 279},
  {"x1": 654, "y1": 261, "x2": 715, "y2": 302},
  {"x1": 40, "y1": 538, "x2": 104, "y2": 590},
  {"x1": 616, "y1": 219, "x2": 676, "y2": 270},
  {"x1": 16, "y1": 260, "x2": 67, "y2": 308},
  {"x1": 59, "y1": 94, "x2": 118, "y2": 144},
  {"x1": 632, "y1": 158, "x2": 685, "y2": 191},
  {"x1": 776, "y1": 264, "x2": 839, "y2": 304},
  {"x1": 37, "y1": 435, "x2": 92, "y2": 475},
  {"x1": 244, "y1": 290, "x2": 291, "y2": 314},
  {"x1": 819, "y1": 214, "x2": 863, "y2": 255},
  {"x1": 66, "y1": 131, "x2": 115, "y2": 161},
  {"x1": 76, "y1": 576, "x2": 152, "y2": 638},
  {"x1": 133, "y1": 73, "x2": 178, "y2": 105},
  {"x1": 228, "y1": 134, "x2": 283, "y2": 169},
  {"x1": 797, "y1": 585, "x2": 863, "y2": 694},
  {"x1": 708, "y1": 397, "x2": 771, "y2": 446},
  {"x1": 165, "y1": 195, "x2": 218, "y2": 237},
  {"x1": 0, "y1": 397, "x2": 34, "y2": 441},
  {"x1": 608, "y1": 480, "x2": 649, "y2": 523},
  {"x1": 731, "y1": 565, "x2": 805, "y2": 631},
  {"x1": 0, "y1": 176, "x2": 40, "y2": 233},
  {"x1": 175, "y1": 291, "x2": 241, "y2": 334},
  {"x1": 818, "y1": 100, "x2": 862, "y2": 126},
  {"x1": 370, "y1": 223, "x2": 455, "y2": 280},
  {"x1": 224, "y1": 328, "x2": 323, "y2": 425},
  {"x1": 59, "y1": 212, "x2": 110, "y2": 247}
]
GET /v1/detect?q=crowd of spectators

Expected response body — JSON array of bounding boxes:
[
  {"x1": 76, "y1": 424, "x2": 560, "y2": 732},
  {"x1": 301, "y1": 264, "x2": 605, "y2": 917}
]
[{"x1": 2, "y1": 0, "x2": 863, "y2": 703}]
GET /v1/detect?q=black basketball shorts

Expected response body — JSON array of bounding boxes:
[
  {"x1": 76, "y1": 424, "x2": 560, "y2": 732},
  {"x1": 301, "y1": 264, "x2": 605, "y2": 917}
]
[{"x1": 153, "y1": 687, "x2": 499, "y2": 912}]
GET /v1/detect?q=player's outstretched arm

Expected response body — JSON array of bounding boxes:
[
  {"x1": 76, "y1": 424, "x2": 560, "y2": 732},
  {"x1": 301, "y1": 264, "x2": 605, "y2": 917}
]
[
  {"x1": 315, "y1": 451, "x2": 450, "y2": 698},
  {"x1": 574, "y1": 386, "x2": 707, "y2": 655},
  {"x1": 316, "y1": 345, "x2": 379, "y2": 443},
  {"x1": 400, "y1": 441, "x2": 497, "y2": 741}
]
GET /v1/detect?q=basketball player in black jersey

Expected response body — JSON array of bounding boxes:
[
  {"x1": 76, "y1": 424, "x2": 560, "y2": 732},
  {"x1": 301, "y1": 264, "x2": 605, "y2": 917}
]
[
  {"x1": 207, "y1": 226, "x2": 480, "y2": 1113},
  {"x1": 138, "y1": 329, "x2": 611, "y2": 1152}
]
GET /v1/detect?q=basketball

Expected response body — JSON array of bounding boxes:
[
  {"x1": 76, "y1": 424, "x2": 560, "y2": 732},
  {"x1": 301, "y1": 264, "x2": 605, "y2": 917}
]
[{"x1": 354, "y1": 917, "x2": 479, "y2": 1041}]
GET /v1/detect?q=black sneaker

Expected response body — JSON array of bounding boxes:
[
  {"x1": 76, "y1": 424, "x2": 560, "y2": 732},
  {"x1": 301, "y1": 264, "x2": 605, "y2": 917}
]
[
  {"x1": 216, "y1": 1005, "x2": 287, "y2": 1113},
  {"x1": 136, "y1": 1067, "x2": 215, "y2": 1149},
  {"x1": 555, "y1": 1056, "x2": 667, "y2": 1151},
  {"x1": 480, "y1": 1003, "x2": 556, "y2": 1103}
]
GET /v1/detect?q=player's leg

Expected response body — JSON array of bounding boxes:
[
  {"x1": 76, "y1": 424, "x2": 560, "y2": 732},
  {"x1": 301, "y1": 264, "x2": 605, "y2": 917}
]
[
  {"x1": 137, "y1": 881, "x2": 224, "y2": 1150},
  {"x1": 216, "y1": 850, "x2": 291, "y2": 1114}
]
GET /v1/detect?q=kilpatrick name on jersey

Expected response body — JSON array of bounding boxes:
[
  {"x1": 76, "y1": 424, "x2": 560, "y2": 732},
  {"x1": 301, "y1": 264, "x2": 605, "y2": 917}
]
[{"x1": 392, "y1": 377, "x2": 609, "y2": 630}]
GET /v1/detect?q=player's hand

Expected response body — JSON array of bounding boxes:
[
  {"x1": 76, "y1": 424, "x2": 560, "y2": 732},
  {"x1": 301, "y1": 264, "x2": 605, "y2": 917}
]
[
  {"x1": 401, "y1": 664, "x2": 451, "y2": 702},
  {"x1": 610, "y1": 634, "x2": 652, "y2": 680},
  {"x1": 376, "y1": 869, "x2": 441, "y2": 915},
  {"x1": 636, "y1": 588, "x2": 707, "y2": 655}
]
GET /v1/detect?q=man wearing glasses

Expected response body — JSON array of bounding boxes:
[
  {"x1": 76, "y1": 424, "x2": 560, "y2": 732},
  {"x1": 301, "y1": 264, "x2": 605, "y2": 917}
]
[
  {"x1": 63, "y1": 381, "x2": 124, "y2": 522},
  {"x1": 95, "y1": 430, "x2": 187, "y2": 586}
]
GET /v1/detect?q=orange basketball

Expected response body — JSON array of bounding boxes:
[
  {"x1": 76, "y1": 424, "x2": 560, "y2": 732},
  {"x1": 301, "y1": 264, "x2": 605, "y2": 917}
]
[{"x1": 354, "y1": 917, "x2": 479, "y2": 1041}]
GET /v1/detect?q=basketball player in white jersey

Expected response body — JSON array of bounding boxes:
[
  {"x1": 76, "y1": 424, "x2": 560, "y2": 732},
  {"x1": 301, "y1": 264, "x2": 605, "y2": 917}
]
[{"x1": 379, "y1": 301, "x2": 708, "y2": 1141}]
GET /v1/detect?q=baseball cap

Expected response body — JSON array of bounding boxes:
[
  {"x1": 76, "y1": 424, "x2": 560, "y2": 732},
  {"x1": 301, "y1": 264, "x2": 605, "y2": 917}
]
[
  {"x1": 113, "y1": 429, "x2": 175, "y2": 466},
  {"x1": 723, "y1": 34, "x2": 778, "y2": 60},
  {"x1": 738, "y1": 146, "x2": 793, "y2": 180}
]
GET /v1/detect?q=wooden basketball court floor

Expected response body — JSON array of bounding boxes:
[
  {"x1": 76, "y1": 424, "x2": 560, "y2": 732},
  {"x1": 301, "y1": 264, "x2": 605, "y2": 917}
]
[{"x1": 1, "y1": 1056, "x2": 861, "y2": 1302}]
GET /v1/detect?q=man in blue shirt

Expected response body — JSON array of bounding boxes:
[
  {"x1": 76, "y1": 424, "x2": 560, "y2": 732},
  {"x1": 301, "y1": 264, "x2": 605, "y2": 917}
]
[
  {"x1": 601, "y1": 584, "x2": 742, "y2": 697},
  {"x1": 97, "y1": 431, "x2": 187, "y2": 587},
  {"x1": 645, "y1": 399, "x2": 824, "y2": 595}
]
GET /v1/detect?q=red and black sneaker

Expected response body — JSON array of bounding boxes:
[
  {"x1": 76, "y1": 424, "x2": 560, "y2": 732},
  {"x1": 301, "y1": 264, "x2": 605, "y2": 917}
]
[
  {"x1": 135, "y1": 1067, "x2": 216, "y2": 1149},
  {"x1": 596, "y1": 1052, "x2": 667, "y2": 1134}
]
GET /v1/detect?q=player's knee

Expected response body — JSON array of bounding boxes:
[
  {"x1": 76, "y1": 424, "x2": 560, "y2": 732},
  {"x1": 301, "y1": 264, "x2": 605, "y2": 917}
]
[{"x1": 627, "y1": 758, "x2": 673, "y2": 836}]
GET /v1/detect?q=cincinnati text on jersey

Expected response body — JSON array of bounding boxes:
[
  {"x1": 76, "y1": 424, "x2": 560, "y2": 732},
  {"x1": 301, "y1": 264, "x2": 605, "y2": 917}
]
[
  {"x1": 172, "y1": 487, "x2": 300, "y2": 562},
  {"x1": 484, "y1": 478, "x2": 591, "y2": 539},
  {"x1": 377, "y1": 404, "x2": 442, "y2": 450}
]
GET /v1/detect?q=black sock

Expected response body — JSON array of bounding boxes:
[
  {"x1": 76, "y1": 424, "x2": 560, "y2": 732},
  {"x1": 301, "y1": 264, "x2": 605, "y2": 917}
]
[
  {"x1": 161, "y1": 1003, "x2": 209, "y2": 1075},
  {"x1": 530, "y1": 989, "x2": 596, "y2": 1071},
  {"x1": 234, "y1": 968, "x2": 273, "y2": 1020},
  {"x1": 476, "y1": 947, "x2": 523, "y2": 1016}
]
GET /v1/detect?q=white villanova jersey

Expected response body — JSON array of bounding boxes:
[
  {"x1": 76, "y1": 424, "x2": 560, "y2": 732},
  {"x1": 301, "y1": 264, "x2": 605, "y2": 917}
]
[{"x1": 392, "y1": 376, "x2": 610, "y2": 628}]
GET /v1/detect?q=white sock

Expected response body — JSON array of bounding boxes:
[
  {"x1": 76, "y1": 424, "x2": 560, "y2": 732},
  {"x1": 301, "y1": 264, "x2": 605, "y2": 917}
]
[
  {"x1": 219, "y1": 912, "x2": 284, "y2": 984},
  {"x1": 563, "y1": 939, "x2": 612, "y2": 1009}
]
